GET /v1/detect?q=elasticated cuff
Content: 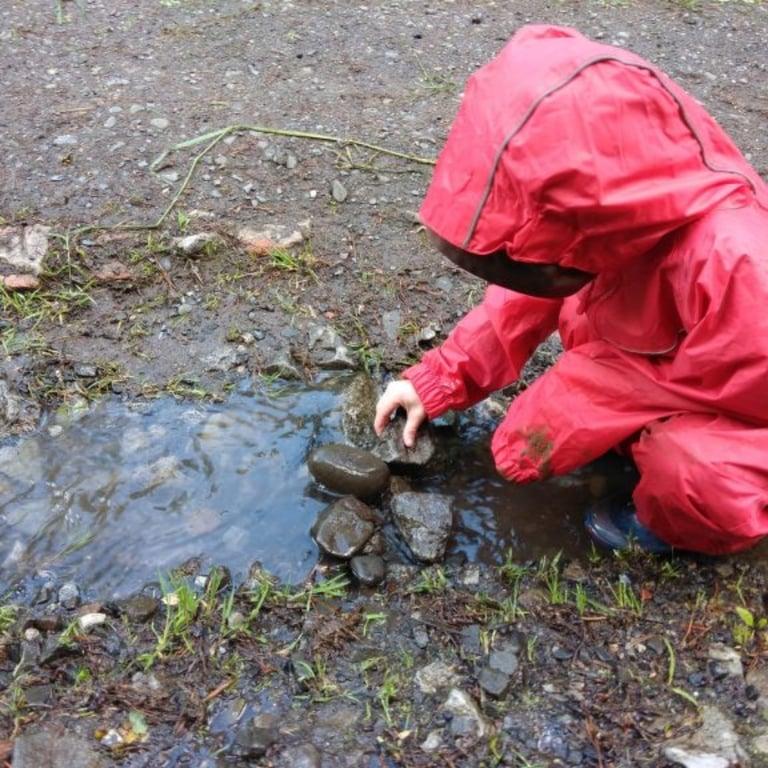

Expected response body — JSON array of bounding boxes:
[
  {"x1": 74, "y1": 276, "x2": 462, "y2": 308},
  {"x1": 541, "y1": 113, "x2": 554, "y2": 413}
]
[{"x1": 402, "y1": 363, "x2": 460, "y2": 421}]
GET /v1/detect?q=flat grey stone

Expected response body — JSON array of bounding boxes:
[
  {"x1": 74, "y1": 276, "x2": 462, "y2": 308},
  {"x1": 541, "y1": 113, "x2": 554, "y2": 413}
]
[
  {"x1": 14, "y1": 729, "x2": 107, "y2": 768},
  {"x1": 663, "y1": 706, "x2": 747, "y2": 767},
  {"x1": 331, "y1": 179, "x2": 348, "y2": 202},
  {"x1": 392, "y1": 492, "x2": 453, "y2": 562},
  {"x1": 373, "y1": 416, "x2": 436, "y2": 466},
  {"x1": 478, "y1": 667, "x2": 510, "y2": 698}
]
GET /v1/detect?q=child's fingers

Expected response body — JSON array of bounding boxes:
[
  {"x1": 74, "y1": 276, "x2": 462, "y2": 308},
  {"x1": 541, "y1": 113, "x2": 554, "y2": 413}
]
[
  {"x1": 373, "y1": 394, "x2": 397, "y2": 435},
  {"x1": 402, "y1": 411, "x2": 422, "y2": 448}
]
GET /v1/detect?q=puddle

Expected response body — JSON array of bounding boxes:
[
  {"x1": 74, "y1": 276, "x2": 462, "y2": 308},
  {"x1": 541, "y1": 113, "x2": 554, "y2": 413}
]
[{"x1": 0, "y1": 376, "x2": 629, "y2": 599}]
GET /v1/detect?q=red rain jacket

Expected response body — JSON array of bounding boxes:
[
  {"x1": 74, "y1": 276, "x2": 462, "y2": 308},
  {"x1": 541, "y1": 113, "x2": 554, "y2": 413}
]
[{"x1": 404, "y1": 26, "x2": 768, "y2": 530}]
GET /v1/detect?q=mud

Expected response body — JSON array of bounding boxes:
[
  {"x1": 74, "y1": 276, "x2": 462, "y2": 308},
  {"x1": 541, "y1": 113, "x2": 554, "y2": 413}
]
[{"x1": 2, "y1": 0, "x2": 768, "y2": 765}]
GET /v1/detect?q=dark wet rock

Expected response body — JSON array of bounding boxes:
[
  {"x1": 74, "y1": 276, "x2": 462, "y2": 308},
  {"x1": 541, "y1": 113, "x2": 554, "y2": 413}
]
[
  {"x1": 391, "y1": 492, "x2": 453, "y2": 562},
  {"x1": 18, "y1": 634, "x2": 42, "y2": 671},
  {"x1": 58, "y1": 581, "x2": 81, "y2": 610},
  {"x1": 663, "y1": 706, "x2": 747, "y2": 767},
  {"x1": 13, "y1": 727, "x2": 107, "y2": 768},
  {"x1": 119, "y1": 594, "x2": 160, "y2": 623},
  {"x1": 350, "y1": 554, "x2": 385, "y2": 586},
  {"x1": 415, "y1": 660, "x2": 461, "y2": 694},
  {"x1": 308, "y1": 443, "x2": 390, "y2": 498},
  {"x1": 307, "y1": 323, "x2": 356, "y2": 370},
  {"x1": 551, "y1": 645, "x2": 573, "y2": 661},
  {"x1": 361, "y1": 531, "x2": 386, "y2": 556},
  {"x1": 373, "y1": 417, "x2": 436, "y2": 467},
  {"x1": 311, "y1": 497, "x2": 376, "y2": 559},
  {"x1": 443, "y1": 688, "x2": 489, "y2": 741},
  {"x1": 478, "y1": 667, "x2": 510, "y2": 698},
  {"x1": 340, "y1": 372, "x2": 379, "y2": 450},
  {"x1": 233, "y1": 712, "x2": 279, "y2": 759},
  {"x1": 517, "y1": 332, "x2": 563, "y2": 389},
  {"x1": 279, "y1": 743, "x2": 322, "y2": 768},
  {"x1": 389, "y1": 475, "x2": 413, "y2": 495}
]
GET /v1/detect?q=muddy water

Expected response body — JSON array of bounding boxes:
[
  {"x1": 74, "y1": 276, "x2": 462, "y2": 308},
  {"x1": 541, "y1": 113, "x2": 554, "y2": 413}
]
[{"x1": 0, "y1": 376, "x2": 624, "y2": 599}]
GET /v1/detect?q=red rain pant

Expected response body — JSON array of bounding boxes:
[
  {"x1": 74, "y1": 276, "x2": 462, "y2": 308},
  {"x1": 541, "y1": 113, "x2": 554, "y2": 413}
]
[{"x1": 491, "y1": 343, "x2": 768, "y2": 555}]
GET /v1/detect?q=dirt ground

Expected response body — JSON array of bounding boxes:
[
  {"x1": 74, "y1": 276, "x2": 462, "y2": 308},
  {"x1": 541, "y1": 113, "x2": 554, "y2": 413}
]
[{"x1": 2, "y1": 0, "x2": 768, "y2": 766}]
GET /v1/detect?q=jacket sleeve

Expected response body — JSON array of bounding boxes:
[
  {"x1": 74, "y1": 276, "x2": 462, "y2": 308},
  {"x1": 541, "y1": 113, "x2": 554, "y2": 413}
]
[{"x1": 403, "y1": 285, "x2": 562, "y2": 419}]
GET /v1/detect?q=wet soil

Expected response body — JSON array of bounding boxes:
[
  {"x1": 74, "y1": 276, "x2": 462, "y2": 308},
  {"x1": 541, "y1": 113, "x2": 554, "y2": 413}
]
[{"x1": 2, "y1": 0, "x2": 768, "y2": 765}]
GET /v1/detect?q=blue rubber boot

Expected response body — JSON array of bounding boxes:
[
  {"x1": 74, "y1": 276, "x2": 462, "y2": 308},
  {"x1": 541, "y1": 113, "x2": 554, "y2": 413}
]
[{"x1": 585, "y1": 496, "x2": 673, "y2": 555}]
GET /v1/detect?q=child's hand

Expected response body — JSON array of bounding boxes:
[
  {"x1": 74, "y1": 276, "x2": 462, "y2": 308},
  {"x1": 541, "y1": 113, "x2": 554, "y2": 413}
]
[{"x1": 374, "y1": 380, "x2": 426, "y2": 448}]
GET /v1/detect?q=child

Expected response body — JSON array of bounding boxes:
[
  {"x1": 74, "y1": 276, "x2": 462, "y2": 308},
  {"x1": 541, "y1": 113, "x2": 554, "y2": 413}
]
[{"x1": 373, "y1": 25, "x2": 768, "y2": 555}]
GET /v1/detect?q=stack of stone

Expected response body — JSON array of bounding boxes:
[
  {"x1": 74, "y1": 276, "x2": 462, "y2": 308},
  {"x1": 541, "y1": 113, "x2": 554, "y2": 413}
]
[{"x1": 307, "y1": 417, "x2": 453, "y2": 587}]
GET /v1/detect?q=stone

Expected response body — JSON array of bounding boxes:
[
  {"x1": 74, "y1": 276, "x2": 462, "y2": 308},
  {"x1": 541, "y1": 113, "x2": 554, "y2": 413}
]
[
  {"x1": 100, "y1": 729, "x2": 123, "y2": 748},
  {"x1": 382, "y1": 309, "x2": 401, "y2": 341},
  {"x1": 119, "y1": 594, "x2": 159, "y2": 623},
  {"x1": 373, "y1": 416, "x2": 436, "y2": 466},
  {"x1": 663, "y1": 706, "x2": 747, "y2": 767},
  {"x1": 78, "y1": 613, "x2": 107, "y2": 632},
  {"x1": 421, "y1": 730, "x2": 442, "y2": 752},
  {"x1": 415, "y1": 660, "x2": 461, "y2": 695},
  {"x1": 361, "y1": 531, "x2": 386, "y2": 556},
  {"x1": 307, "y1": 324, "x2": 356, "y2": 370},
  {"x1": 131, "y1": 671, "x2": 162, "y2": 694},
  {"x1": 58, "y1": 582, "x2": 81, "y2": 610},
  {"x1": 237, "y1": 223, "x2": 304, "y2": 254},
  {"x1": 341, "y1": 373, "x2": 379, "y2": 450},
  {"x1": 0, "y1": 224, "x2": 50, "y2": 274},
  {"x1": 1, "y1": 274, "x2": 40, "y2": 290},
  {"x1": 349, "y1": 554, "x2": 385, "y2": 586},
  {"x1": 489, "y1": 645, "x2": 520, "y2": 676},
  {"x1": 13, "y1": 728, "x2": 107, "y2": 768},
  {"x1": 752, "y1": 734, "x2": 768, "y2": 756},
  {"x1": 74, "y1": 364, "x2": 97, "y2": 378},
  {"x1": 443, "y1": 688, "x2": 489, "y2": 741},
  {"x1": 279, "y1": 743, "x2": 321, "y2": 768},
  {"x1": 331, "y1": 179, "x2": 348, "y2": 203},
  {"x1": 262, "y1": 352, "x2": 303, "y2": 381},
  {"x1": 234, "y1": 713, "x2": 279, "y2": 758},
  {"x1": 707, "y1": 644, "x2": 743, "y2": 678},
  {"x1": 23, "y1": 683, "x2": 54, "y2": 707},
  {"x1": 311, "y1": 497, "x2": 376, "y2": 559},
  {"x1": 150, "y1": 117, "x2": 170, "y2": 130},
  {"x1": 478, "y1": 667, "x2": 511, "y2": 698},
  {"x1": 308, "y1": 443, "x2": 390, "y2": 498},
  {"x1": 392, "y1": 492, "x2": 453, "y2": 563},
  {"x1": 172, "y1": 233, "x2": 221, "y2": 257}
]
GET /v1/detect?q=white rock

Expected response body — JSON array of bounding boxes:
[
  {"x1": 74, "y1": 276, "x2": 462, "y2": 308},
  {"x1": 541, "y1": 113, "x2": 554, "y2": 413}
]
[
  {"x1": 172, "y1": 233, "x2": 220, "y2": 257},
  {"x1": 78, "y1": 613, "x2": 107, "y2": 632},
  {"x1": 0, "y1": 224, "x2": 50, "y2": 275},
  {"x1": 150, "y1": 117, "x2": 170, "y2": 130},
  {"x1": 443, "y1": 688, "x2": 490, "y2": 740},
  {"x1": 415, "y1": 661, "x2": 461, "y2": 695},
  {"x1": 663, "y1": 706, "x2": 747, "y2": 768},
  {"x1": 420, "y1": 730, "x2": 442, "y2": 752},
  {"x1": 707, "y1": 644, "x2": 743, "y2": 678}
]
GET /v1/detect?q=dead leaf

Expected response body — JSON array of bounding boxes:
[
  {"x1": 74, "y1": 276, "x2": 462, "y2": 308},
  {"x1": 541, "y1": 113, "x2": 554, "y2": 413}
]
[{"x1": 93, "y1": 260, "x2": 133, "y2": 283}]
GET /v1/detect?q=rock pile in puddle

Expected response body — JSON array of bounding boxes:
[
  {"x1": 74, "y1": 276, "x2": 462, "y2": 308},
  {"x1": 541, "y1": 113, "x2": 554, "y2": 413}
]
[{"x1": 308, "y1": 425, "x2": 452, "y2": 585}]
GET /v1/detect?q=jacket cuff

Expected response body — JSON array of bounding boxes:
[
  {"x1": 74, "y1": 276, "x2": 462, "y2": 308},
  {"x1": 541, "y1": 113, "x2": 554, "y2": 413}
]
[{"x1": 402, "y1": 362, "x2": 460, "y2": 420}]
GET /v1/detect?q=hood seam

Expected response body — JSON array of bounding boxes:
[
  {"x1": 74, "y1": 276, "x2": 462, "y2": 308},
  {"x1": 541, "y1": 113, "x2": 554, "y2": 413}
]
[{"x1": 462, "y1": 54, "x2": 760, "y2": 251}]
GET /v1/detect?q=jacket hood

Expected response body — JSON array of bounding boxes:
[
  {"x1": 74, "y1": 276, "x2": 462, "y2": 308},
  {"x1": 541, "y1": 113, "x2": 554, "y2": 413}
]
[{"x1": 420, "y1": 25, "x2": 767, "y2": 276}]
